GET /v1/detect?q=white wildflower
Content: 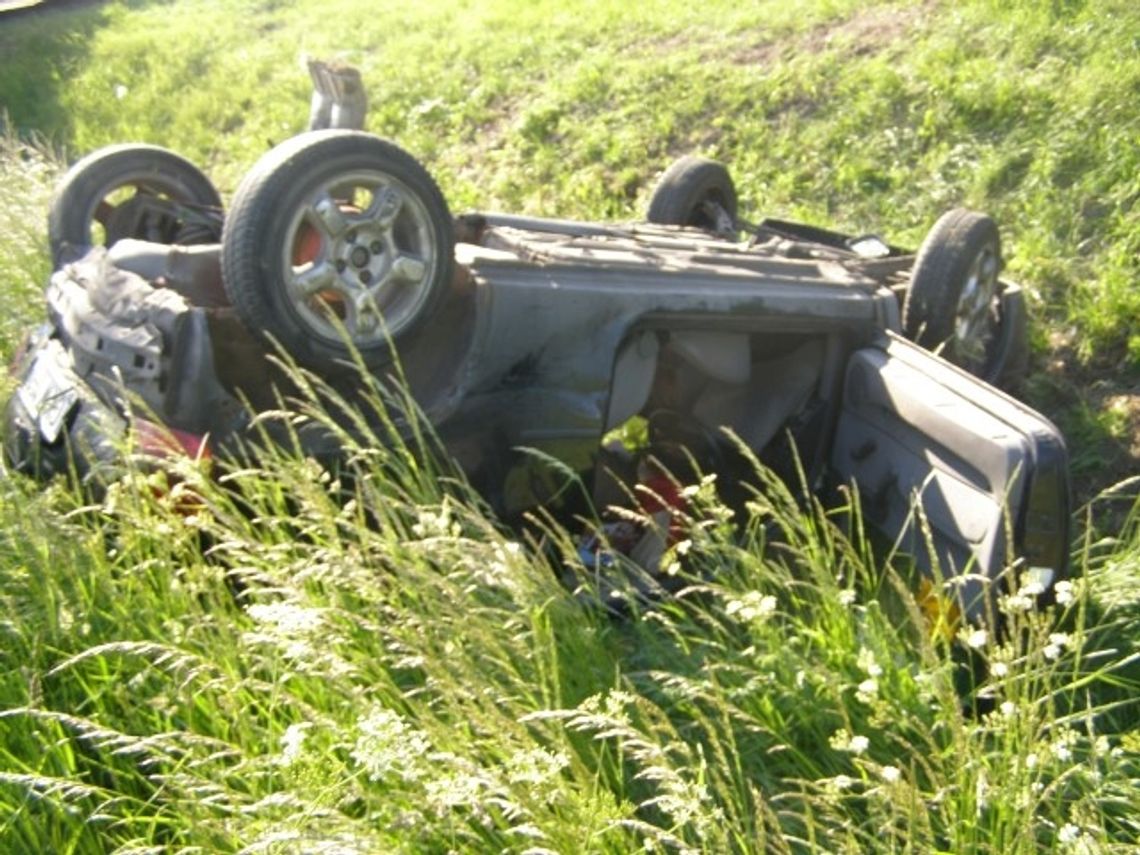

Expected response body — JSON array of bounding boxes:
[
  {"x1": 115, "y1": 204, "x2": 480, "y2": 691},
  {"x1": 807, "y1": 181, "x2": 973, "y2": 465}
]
[
  {"x1": 425, "y1": 769, "x2": 491, "y2": 814},
  {"x1": 838, "y1": 589, "x2": 857, "y2": 606},
  {"x1": 829, "y1": 729, "x2": 862, "y2": 753},
  {"x1": 577, "y1": 690, "x2": 636, "y2": 726},
  {"x1": 831, "y1": 774, "x2": 856, "y2": 791},
  {"x1": 505, "y1": 748, "x2": 570, "y2": 787},
  {"x1": 278, "y1": 722, "x2": 310, "y2": 766},
  {"x1": 991, "y1": 661, "x2": 1009, "y2": 678},
  {"x1": 1054, "y1": 580, "x2": 1075, "y2": 607},
  {"x1": 725, "y1": 591, "x2": 777, "y2": 623},
  {"x1": 114, "y1": 83, "x2": 129, "y2": 100},
  {"x1": 856, "y1": 678, "x2": 878, "y2": 703},
  {"x1": 881, "y1": 765, "x2": 901, "y2": 784},
  {"x1": 1058, "y1": 823, "x2": 1080, "y2": 844},
  {"x1": 412, "y1": 501, "x2": 459, "y2": 538},
  {"x1": 1001, "y1": 592, "x2": 1036, "y2": 614},
  {"x1": 965, "y1": 628, "x2": 988, "y2": 650},
  {"x1": 1025, "y1": 752, "x2": 1038, "y2": 770},
  {"x1": 352, "y1": 707, "x2": 431, "y2": 783},
  {"x1": 1000, "y1": 701, "x2": 1016, "y2": 717},
  {"x1": 1044, "y1": 632, "x2": 1071, "y2": 660},
  {"x1": 246, "y1": 602, "x2": 325, "y2": 635},
  {"x1": 857, "y1": 647, "x2": 883, "y2": 678}
]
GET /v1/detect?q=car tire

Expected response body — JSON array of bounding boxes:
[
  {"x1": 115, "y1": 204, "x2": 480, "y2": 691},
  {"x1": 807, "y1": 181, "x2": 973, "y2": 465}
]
[
  {"x1": 646, "y1": 155, "x2": 738, "y2": 236},
  {"x1": 221, "y1": 130, "x2": 454, "y2": 372},
  {"x1": 48, "y1": 144, "x2": 223, "y2": 268},
  {"x1": 903, "y1": 209, "x2": 1002, "y2": 375}
]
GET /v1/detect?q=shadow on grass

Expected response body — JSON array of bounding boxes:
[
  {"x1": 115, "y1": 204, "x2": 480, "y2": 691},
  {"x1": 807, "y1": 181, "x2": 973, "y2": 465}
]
[{"x1": 0, "y1": 0, "x2": 114, "y2": 144}]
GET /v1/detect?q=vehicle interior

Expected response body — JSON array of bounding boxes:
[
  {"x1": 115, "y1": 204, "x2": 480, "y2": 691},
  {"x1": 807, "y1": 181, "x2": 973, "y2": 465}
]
[{"x1": 594, "y1": 326, "x2": 847, "y2": 520}]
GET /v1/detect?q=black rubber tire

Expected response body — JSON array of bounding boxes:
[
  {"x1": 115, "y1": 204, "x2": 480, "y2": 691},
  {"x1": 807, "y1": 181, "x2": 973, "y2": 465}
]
[
  {"x1": 48, "y1": 144, "x2": 223, "y2": 268},
  {"x1": 220, "y1": 130, "x2": 454, "y2": 372},
  {"x1": 646, "y1": 155, "x2": 738, "y2": 235},
  {"x1": 903, "y1": 209, "x2": 1002, "y2": 372}
]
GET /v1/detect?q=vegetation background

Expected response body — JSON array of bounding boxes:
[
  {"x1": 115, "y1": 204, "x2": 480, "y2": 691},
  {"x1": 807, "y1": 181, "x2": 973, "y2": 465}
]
[{"x1": 0, "y1": 0, "x2": 1137, "y2": 852}]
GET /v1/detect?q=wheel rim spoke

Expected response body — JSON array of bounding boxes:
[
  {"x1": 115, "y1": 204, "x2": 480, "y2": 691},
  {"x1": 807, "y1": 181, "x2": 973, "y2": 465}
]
[
  {"x1": 350, "y1": 294, "x2": 380, "y2": 336},
  {"x1": 290, "y1": 261, "x2": 340, "y2": 299},
  {"x1": 310, "y1": 192, "x2": 351, "y2": 238},
  {"x1": 390, "y1": 253, "x2": 427, "y2": 285},
  {"x1": 368, "y1": 185, "x2": 404, "y2": 230}
]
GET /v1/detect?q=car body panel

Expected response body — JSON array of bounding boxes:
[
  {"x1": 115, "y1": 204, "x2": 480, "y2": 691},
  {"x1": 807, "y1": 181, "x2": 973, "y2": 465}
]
[{"x1": 831, "y1": 334, "x2": 1069, "y2": 619}]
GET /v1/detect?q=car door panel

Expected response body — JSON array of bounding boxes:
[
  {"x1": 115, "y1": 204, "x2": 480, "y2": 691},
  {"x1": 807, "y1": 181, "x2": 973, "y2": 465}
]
[{"x1": 830, "y1": 333, "x2": 1069, "y2": 620}]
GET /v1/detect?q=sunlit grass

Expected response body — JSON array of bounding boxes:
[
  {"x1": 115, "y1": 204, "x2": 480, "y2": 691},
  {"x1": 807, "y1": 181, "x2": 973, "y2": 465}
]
[{"x1": 0, "y1": 336, "x2": 1137, "y2": 850}]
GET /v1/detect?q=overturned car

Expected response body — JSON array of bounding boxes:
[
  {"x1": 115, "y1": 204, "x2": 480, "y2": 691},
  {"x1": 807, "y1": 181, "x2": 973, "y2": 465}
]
[{"x1": 4, "y1": 67, "x2": 1069, "y2": 621}]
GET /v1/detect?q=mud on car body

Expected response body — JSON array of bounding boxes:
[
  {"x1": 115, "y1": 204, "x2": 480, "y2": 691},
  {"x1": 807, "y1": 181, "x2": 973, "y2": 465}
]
[{"x1": 3, "y1": 63, "x2": 1069, "y2": 623}]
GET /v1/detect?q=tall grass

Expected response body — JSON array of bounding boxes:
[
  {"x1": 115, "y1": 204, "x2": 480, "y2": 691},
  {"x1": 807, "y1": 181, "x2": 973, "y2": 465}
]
[{"x1": 0, "y1": 356, "x2": 1137, "y2": 851}]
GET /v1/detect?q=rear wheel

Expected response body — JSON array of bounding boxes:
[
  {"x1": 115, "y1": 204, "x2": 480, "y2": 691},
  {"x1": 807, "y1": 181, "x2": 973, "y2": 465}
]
[
  {"x1": 903, "y1": 209, "x2": 1002, "y2": 375},
  {"x1": 646, "y1": 156, "x2": 738, "y2": 238},
  {"x1": 221, "y1": 130, "x2": 454, "y2": 372},
  {"x1": 48, "y1": 144, "x2": 223, "y2": 267}
]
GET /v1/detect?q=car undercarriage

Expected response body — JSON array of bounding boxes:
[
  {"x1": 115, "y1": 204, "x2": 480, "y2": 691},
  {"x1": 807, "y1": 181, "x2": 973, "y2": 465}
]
[{"x1": 3, "y1": 60, "x2": 1070, "y2": 623}]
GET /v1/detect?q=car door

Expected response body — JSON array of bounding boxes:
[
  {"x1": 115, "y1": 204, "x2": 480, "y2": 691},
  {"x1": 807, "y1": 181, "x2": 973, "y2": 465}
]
[{"x1": 829, "y1": 332, "x2": 1070, "y2": 622}]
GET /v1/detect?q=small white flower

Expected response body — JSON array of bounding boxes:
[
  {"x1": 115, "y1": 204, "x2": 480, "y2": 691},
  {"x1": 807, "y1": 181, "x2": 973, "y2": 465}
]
[
  {"x1": 831, "y1": 774, "x2": 856, "y2": 791},
  {"x1": 838, "y1": 589, "x2": 857, "y2": 606},
  {"x1": 114, "y1": 83, "x2": 129, "y2": 100},
  {"x1": 1000, "y1": 701, "x2": 1016, "y2": 717},
  {"x1": 991, "y1": 661, "x2": 1009, "y2": 678},
  {"x1": 278, "y1": 722, "x2": 310, "y2": 766},
  {"x1": 1054, "y1": 580, "x2": 1075, "y2": 607},
  {"x1": 246, "y1": 602, "x2": 324, "y2": 635},
  {"x1": 881, "y1": 765, "x2": 901, "y2": 784},
  {"x1": 857, "y1": 647, "x2": 883, "y2": 677},
  {"x1": 848, "y1": 735, "x2": 870, "y2": 755},
  {"x1": 1044, "y1": 635, "x2": 1066, "y2": 660},
  {"x1": 1002, "y1": 593, "x2": 1035, "y2": 614},
  {"x1": 965, "y1": 628, "x2": 988, "y2": 650},
  {"x1": 1058, "y1": 823, "x2": 1080, "y2": 844},
  {"x1": 352, "y1": 707, "x2": 431, "y2": 782},
  {"x1": 1025, "y1": 752, "x2": 1038, "y2": 770},
  {"x1": 725, "y1": 591, "x2": 777, "y2": 622},
  {"x1": 856, "y1": 678, "x2": 878, "y2": 702}
]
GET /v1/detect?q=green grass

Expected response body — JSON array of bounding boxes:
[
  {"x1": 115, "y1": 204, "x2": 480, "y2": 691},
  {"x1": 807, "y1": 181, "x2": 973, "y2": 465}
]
[{"x1": 1, "y1": 0, "x2": 1140, "y2": 851}]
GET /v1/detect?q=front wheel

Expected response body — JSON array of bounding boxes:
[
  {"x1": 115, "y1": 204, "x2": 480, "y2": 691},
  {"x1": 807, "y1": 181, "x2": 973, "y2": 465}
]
[
  {"x1": 220, "y1": 131, "x2": 454, "y2": 372},
  {"x1": 48, "y1": 144, "x2": 223, "y2": 268},
  {"x1": 903, "y1": 209, "x2": 1002, "y2": 375},
  {"x1": 646, "y1": 155, "x2": 738, "y2": 238}
]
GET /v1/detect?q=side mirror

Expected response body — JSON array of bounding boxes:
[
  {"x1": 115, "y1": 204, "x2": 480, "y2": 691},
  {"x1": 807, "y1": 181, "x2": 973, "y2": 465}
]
[{"x1": 307, "y1": 58, "x2": 368, "y2": 131}]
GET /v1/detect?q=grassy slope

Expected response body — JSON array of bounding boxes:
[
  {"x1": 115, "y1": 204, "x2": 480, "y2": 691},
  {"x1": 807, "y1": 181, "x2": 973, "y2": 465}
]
[{"x1": 0, "y1": 0, "x2": 1139, "y2": 852}]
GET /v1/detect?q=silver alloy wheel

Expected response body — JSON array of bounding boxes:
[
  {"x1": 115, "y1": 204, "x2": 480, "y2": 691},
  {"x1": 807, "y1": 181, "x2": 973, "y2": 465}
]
[
  {"x1": 952, "y1": 243, "x2": 1000, "y2": 368},
  {"x1": 282, "y1": 169, "x2": 439, "y2": 345}
]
